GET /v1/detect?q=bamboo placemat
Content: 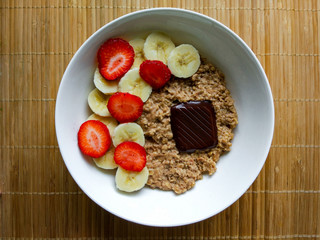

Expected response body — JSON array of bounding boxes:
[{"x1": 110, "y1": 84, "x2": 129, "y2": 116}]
[{"x1": 1, "y1": 0, "x2": 319, "y2": 239}]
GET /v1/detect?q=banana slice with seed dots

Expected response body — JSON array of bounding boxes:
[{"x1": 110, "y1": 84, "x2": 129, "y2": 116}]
[
  {"x1": 144, "y1": 32, "x2": 175, "y2": 65},
  {"x1": 129, "y1": 38, "x2": 146, "y2": 69},
  {"x1": 88, "y1": 88, "x2": 112, "y2": 117},
  {"x1": 167, "y1": 44, "x2": 201, "y2": 78},
  {"x1": 93, "y1": 68, "x2": 119, "y2": 95},
  {"x1": 112, "y1": 122, "x2": 145, "y2": 147},
  {"x1": 118, "y1": 68, "x2": 152, "y2": 102},
  {"x1": 93, "y1": 145, "x2": 118, "y2": 169},
  {"x1": 115, "y1": 166, "x2": 149, "y2": 192}
]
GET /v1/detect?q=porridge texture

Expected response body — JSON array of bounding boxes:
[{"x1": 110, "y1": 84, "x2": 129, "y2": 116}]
[{"x1": 137, "y1": 62, "x2": 238, "y2": 194}]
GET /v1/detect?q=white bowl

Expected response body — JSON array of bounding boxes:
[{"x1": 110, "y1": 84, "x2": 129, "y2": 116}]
[{"x1": 55, "y1": 8, "x2": 274, "y2": 227}]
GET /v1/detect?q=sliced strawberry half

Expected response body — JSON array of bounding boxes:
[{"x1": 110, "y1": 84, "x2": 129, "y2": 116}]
[
  {"x1": 114, "y1": 141, "x2": 146, "y2": 172},
  {"x1": 107, "y1": 92, "x2": 143, "y2": 123},
  {"x1": 139, "y1": 60, "x2": 171, "y2": 89},
  {"x1": 97, "y1": 38, "x2": 134, "y2": 81},
  {"x1": 78, "y1": 120, "x2": 111, "y2": 158}
]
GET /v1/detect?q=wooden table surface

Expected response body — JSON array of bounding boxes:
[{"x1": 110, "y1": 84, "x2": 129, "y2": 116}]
[{"x1": 1, "y1": 0, "x2": 319, "y2": 239}]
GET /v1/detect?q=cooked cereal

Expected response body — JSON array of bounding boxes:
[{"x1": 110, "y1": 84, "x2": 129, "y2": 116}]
[{"x1": 137, "y1": 62, "x2": 238, "y2": 194}]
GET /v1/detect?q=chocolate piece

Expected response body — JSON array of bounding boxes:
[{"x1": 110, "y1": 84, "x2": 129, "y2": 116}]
[{"x1": 170, "y1": 101, "x2": 218, "y2": 153}]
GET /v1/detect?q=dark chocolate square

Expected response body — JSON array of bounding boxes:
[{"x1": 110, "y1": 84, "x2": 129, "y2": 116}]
[{"x1": 170, "y1": 101, "x2": 218, "y2": 152}]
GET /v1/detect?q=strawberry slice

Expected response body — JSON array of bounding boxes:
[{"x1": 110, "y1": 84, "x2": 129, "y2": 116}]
[
  {"x1": 139, "y1": 60, "x2": 171, "y2": 89},
  {"x1": 97, "y1": 38, "x2": 134, "y2": 81},
  {"x1": 114, "y1": 141, "x2": 146, "y2": 172},
  {"x1": 78, "y1": 120, "x2": 111, "y2": 158},
  {"x1": 107, "y1": 92, "x2": 143, "y2": 123}
]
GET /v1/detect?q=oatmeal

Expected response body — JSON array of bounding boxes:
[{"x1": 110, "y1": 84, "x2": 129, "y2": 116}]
[{"x1": 137, "y1": 62, "x2": 238, "y2": 194}]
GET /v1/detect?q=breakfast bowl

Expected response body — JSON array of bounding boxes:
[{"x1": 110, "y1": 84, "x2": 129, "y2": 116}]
[{"x1": 55, "y1": 8, "x2": 274, "y2": 227}]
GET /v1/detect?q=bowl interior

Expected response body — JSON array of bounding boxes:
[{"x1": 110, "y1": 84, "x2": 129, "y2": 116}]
[{"x1": 55, "y1": 8, "x2": 274, "y2": 227}]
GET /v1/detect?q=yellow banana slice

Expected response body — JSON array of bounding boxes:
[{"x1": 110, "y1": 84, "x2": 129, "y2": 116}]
[
  {"x1": 93, "y1": 145, "x2": 118, "y2": 169},
  {"x1": 87, "y1": 88, "x2": 111, "y2": 117},
  {"x1": 118, "y1": 68, "x2": 152, "y2": 102},
  {"x1": 115, "y1": 166, "x2": 149, "y2": 192},
  {"x1": 93, "y1": 68, "x2": 119, "y2": 95},
  {"x1": 167, "y1": 44, "x2": 201, "y2": 78},
  {"x1": 112, "y1": 122, "x2": 145, "y2": 147},
  {"x1": 129, "y1": 38, "x2": 146, "y2": 69},
  {"x1": 144, "y1": 32, "x2": 175, "y2": 65}
]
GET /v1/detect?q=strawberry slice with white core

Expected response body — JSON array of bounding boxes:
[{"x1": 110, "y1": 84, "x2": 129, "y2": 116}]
[
  {"x1": 114, "y1": 141, "x2": 147, "y2": 172},
  {"x1": 78, "y1": 120, "x2": 112, "y2": 158},
  {"x1": 107, "y1": 92, "x2": 144, "y2": 123},
  {"x1": 97, "y1": 38, "x2": 135, "y2": 81}
]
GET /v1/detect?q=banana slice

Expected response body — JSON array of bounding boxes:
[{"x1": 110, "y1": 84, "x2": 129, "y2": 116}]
[
  {"x1": 87, "y1": 114, "x2": 118, "y2": 136},
  {"x1": 118, "y1": 68, "x2": 152, "y2": 102},
  {"x1": 88, "y1": 88, "x2": 111, "y2": 117},
  {"x1": 93, "y1": 145, "x2": 118, "y2": 169},
  {"x1": 115, "y1": 166, "x2": 149, "y2": 192},
  {"x1": 144, "y1": 32, "x2": 175, "y2": 65},
  {"x1": 167, "y1": 44, "x2": 201, "y2": 78},
  {"x1": 93, "y1": 68, "x2": 119, "y2": 95},
  {"x1": 129, "y1": 38, "x2": 146, "y2": 69},
  {"x1": 112, "y1": 122, "x2": 145, "y2": 147}
]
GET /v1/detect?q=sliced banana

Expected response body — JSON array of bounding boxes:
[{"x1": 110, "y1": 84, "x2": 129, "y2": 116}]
[
  {"x1": 88, "y1": 88, "x2": 111, "y2": 117},
  {"x1": 87, "y1": 114, "x2": 118, "y2": 136},
  {"x1": 167, "y1": 44, "x2": 201, "y2": 78},
  {"x1": 118, "y1": 68, "x2": 152, "y2": 102},
  {"x1": 129, "y1": 38, "x2": 146, "y2": 69},
  {"x1": 115, "y1": 166, "x2": 149, "y2": 192},
  {"x1": 93, "y1": 145, "x2": 118, "y2": 169},
  {"x1": 93, "y1": 68, "x2": 119, "y2": 95},
  {"x1": 144, "y1": 32, "x2": 175, "y2": 65},
  {"x1": 112, "y1": 122, "x2": 145, "y2": 147}
]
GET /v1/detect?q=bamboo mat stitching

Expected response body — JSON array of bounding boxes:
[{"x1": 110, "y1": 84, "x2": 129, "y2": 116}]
[
  {"x1": 0, "y1": 52, "x2": 74, "y2": 55},
  {"x1": 271, "y1": 145, "x2": 320, "y2": 148},
  {"x1": 0, "y1": 145, "x2": 59, "y2": 149},
  {"x1": 1, "y1": 192, "x2": 83, "y2": 195},
  {"x1": 0, "y1": 99, "x2": 56, "y2": 102}
]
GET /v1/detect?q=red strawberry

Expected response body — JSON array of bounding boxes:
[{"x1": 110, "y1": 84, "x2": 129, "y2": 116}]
[
  {"x1": 107, "y1": 92, "x2": 143, "y2": 123},
  {"x1": 97, "y1": 38, "x2": 134, "y2": 80},
  {"x1": 78, "y1": 120, "x2": 111, "y2": 158},
  {"x1": 114, "y1": 141, "x2": 146, "y2": 172},
  {"x1": 139, "y1": 60, "x2": 171, "y2": 89}
]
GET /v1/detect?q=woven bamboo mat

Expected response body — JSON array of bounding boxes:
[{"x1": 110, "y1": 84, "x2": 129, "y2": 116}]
[{"x1": 1, "y1": 0, "x2": 319, "y2": 239}]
